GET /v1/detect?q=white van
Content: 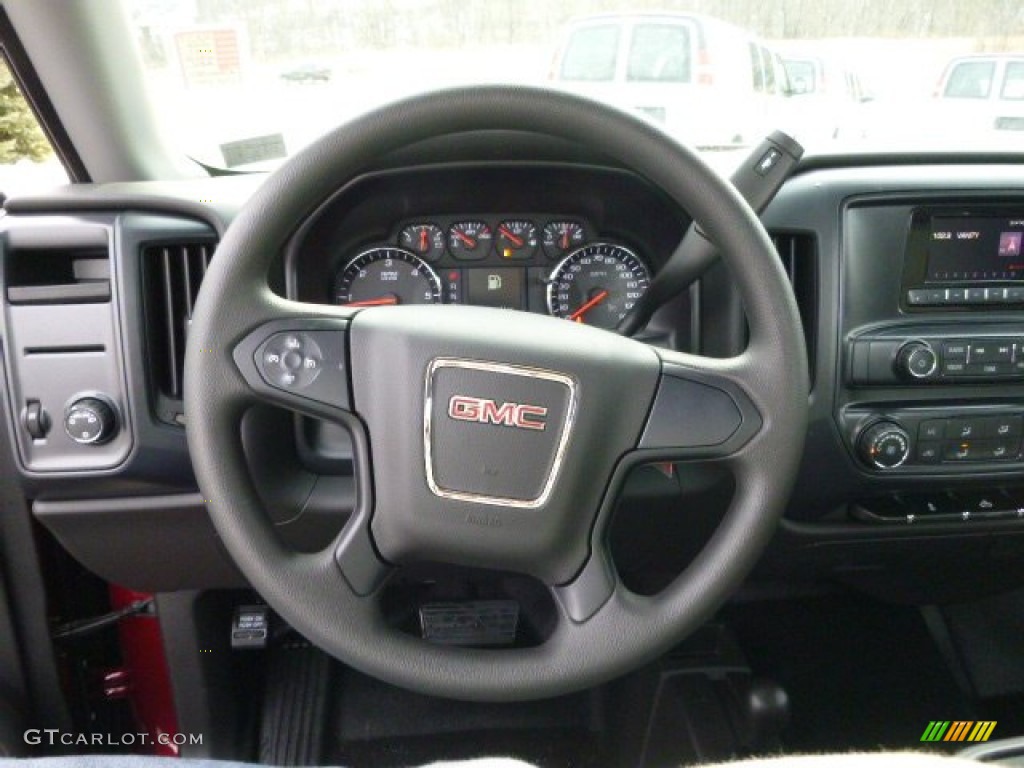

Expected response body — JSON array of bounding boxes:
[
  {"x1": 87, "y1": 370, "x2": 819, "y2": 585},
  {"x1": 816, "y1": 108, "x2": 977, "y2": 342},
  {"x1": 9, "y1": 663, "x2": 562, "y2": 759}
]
[
  {"x1": 549, "y1": 13, "x2": 795, "y2": 148},
  {"x1": 935, "y1": 54, "x2": 1024, "y2": 134},
  {"x1": 779, "y1": 50, "x2": 872, "y2": 141}
]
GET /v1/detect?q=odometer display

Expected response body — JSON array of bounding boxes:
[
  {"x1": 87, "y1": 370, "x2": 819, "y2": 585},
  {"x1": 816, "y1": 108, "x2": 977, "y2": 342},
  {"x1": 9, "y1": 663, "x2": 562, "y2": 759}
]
[
  {"x1": 547, "y1": 243, "x2": 650, "y2": 329},
  {"x1": 334, "y1": 247, "x2": 441, "y2": 307}
]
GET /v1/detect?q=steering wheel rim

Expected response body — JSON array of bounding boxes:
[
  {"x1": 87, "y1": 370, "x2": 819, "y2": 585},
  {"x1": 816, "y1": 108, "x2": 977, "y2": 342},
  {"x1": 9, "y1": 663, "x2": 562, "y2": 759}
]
[{"x1": 184, "y1": 85, "x2": 808, "y2": 701}]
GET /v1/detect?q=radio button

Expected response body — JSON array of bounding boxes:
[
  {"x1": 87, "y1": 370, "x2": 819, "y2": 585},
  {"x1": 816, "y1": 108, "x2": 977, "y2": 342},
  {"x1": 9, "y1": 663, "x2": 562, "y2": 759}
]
[
  {"x1": 907, "y1": 288, "x2": 947, "y2": 306},
  {"x1": 966, "y1": 288, "x2": 987, "y2": 303},
  {"x1": 1007, "y1": 287, "x2": 1024, "y2": 303},
  {"x1": 943, "y1": 341, "x2": 968, "y2": 361},
  {"x1": 968, "y1": 362, "x2": 1013, "y2": 376},
  {"x1": 969, "y1": 342, "x2": 1013, "y2": 363},
  {"x1": 943, "y1": 361, "x2": 967, "y2": 375},
  {"x1": 986, "y1": 287, "x2": 1009, "y2": 302},
  {"x1": 896, "y1": 341, "x2": 938, "y2": 380},
  {"x1": 948, "y1": 288, "x2": 968, "y2": 303}
]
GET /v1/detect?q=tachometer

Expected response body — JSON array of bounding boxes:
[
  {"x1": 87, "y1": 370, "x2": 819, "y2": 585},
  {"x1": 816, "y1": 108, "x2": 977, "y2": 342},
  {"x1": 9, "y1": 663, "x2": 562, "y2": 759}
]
[
  {"x1": 334, "y1": 247, "x2": 441, "y2": 306},
  {"x1": 547, "y1": 243, "x2": 650, "y2": 329}
]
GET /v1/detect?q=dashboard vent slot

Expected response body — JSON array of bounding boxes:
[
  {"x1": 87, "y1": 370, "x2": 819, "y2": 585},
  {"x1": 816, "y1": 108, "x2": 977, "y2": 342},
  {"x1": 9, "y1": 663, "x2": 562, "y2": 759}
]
[
  {"x1": 771, "y1": 231, "x2": 817, "y2": 384},
  {"x1": 143, "y1": 241, "x2": 216, "y2": 402}
]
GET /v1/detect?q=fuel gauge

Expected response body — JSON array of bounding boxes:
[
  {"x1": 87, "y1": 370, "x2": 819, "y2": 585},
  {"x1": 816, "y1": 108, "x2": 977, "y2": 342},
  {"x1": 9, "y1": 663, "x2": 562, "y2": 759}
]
[{"x1": 496, "y1": 220, "x2": 538, "y2": 260}]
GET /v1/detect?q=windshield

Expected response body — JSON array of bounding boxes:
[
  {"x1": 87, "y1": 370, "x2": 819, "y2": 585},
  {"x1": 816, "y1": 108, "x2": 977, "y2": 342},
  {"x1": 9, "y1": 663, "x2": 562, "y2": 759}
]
[{"x1": 124, "y1": 0, "x2": 1024, "y2": 171}]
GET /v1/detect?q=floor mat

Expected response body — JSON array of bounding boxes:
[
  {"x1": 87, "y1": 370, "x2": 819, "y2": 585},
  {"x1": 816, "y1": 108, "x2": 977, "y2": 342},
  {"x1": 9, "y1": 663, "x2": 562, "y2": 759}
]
[
  {"x1": 723, "y1": 593, "x2": 976, "y2": 754},
  {"x1": 331, "y1": 729, "x2": 603, "y2": 768},
  {"x1": 325, "y1": 667, "x2": 603, "y2": 768}
]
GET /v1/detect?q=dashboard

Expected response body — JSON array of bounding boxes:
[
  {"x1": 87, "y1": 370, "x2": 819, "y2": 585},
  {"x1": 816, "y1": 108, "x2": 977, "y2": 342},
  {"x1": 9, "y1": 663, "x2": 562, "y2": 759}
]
[
  {"x1": 327, "y1": 215, "x2": 649, "y2": 329},
  {"x1": 3, "y1": 142, "x2": 1024, "y2": 605},
  {"x1": 286, "y1": 164, "x2": 684, "y2": 322}
]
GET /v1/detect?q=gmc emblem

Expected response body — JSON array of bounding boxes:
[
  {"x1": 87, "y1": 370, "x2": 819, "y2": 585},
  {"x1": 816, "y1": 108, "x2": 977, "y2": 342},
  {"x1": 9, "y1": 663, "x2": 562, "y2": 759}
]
[{"x1": 447, "y1": 395, "x2": 548, "y2": 431}]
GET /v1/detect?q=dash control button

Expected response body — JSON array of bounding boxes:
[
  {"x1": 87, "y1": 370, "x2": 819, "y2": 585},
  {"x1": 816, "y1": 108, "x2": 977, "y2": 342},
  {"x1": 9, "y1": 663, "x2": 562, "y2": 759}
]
[
  {"x1": 985, "y1": 415, "x2": 1023, "y2": 439},
  {"x1": 943, "y1": 342, "x2": 968, "y2": 362},
  {"x1": 64, "y1": 396, "x2": 118, "y2": 445}
]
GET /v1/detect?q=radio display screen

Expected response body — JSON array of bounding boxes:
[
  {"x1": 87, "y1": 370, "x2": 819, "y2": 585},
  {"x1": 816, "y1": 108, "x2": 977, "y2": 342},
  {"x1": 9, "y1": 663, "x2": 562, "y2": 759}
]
[{"x1": 926, "y1": 215, "x2": 1024, "y2": 282}]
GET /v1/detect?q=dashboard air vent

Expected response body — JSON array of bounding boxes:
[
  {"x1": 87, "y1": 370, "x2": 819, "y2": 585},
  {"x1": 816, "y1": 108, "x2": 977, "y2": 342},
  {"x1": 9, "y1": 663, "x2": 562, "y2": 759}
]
[
  {"x1": 142, "y1": 241, "x2": 216, "y2": 404},
  {"x1": 771, "y1": 231, "x2": 817, "y2": 383}
]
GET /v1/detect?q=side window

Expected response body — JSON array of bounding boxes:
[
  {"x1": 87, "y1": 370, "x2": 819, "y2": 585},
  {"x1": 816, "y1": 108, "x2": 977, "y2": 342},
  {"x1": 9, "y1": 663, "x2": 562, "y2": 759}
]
[
  {"x1": 1002, "y1": 61, "x2": 1024, "y2": 100},
  {"x1": 943, "y1": 61, "x2": 995, "y2": 98},
  {"x1": 559, "y1": 25, "x2": 620, "y2": 82},
  {"x1": 783, "y1": 59, "x2": 815, "y2": 95},
  {"x1": 0, "y1": 55, "x2": 66, "y2": 192},
  {"x1": 626, "y1": 24, "x2": 691, "y2": 83},
  {"x1": 750, "y1": 43, "x2": 765, "y2": 92}
]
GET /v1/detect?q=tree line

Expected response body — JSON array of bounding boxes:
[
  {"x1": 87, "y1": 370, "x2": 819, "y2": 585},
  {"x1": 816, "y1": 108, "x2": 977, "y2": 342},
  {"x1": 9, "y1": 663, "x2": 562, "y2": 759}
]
[{"x1": 191, "y1": 0, "x2": 1024, "y2": 58}]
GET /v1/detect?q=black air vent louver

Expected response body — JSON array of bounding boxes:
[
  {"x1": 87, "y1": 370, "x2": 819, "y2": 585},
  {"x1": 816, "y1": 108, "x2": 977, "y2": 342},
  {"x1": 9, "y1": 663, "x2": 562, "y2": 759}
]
[
  {"x1": 143, "y1": 241, "x2": 216, "y2": 404},
  {"x1": 770, "y1": 231, "x2": 818, "y2": 384}
]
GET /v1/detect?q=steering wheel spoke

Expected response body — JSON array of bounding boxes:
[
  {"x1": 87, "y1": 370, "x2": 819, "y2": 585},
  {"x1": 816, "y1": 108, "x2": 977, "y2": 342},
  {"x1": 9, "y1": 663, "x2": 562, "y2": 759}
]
[
  {"x1": 636, "y1": 351, "x2": 766, "y2": 463},
  {"x1": 331, "y1": 500, "x2": 393, "y2": 597},
  {"x1": 553, "y1": 546, "x2": 618, "y2": 624}
]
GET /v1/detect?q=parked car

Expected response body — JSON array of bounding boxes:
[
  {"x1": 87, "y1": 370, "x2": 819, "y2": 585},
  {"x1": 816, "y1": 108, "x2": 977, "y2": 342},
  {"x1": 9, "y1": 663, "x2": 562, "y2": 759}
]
[
  {"x1": 934, "y1": 53, "x2": 1024, "y2": 133},
  {"x1": 549, "y1": 13, "x2": 795, "y2": 148}
]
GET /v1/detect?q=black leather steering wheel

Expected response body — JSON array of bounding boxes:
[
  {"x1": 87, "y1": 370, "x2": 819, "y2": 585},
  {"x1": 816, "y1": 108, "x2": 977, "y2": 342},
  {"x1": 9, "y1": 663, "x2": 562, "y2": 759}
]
[{"x1": 184, "y1": 85, "x2": 808, "y2": 702}]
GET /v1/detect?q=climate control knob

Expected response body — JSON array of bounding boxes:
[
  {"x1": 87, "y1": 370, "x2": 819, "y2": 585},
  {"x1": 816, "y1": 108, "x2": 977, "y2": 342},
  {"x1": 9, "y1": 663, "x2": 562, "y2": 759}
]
[
  {"x1": 857, "y1": 422, "x2": 911, "y2": 469},
  {"x1": 64, "y1": 396, "x2": 118, "y2": 445},
  {"x1": 895, "y1": 341, "x2": 938, "y2": 380}
]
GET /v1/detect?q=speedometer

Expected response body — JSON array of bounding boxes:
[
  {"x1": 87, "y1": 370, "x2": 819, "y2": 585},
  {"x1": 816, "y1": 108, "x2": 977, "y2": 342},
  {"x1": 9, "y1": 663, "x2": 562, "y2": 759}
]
[
  {"x1": 547, "y1": 243, "x2": 650, "y2": 330},
  {"x1": 334, "y1": 247, "x2": 442, "y2": 307}
]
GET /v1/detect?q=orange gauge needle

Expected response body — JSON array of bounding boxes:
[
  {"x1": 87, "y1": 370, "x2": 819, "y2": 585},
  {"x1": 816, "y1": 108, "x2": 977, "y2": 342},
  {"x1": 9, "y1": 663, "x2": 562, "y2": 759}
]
[
  {"x1": 418, "y1": 229, "x2": 429, "y2": 251},
  {"x1": 569, "y1": 289, "x2": 610, "y2": 322},
  {"x1": 498, "y1": 227, "x2": 524, "y2": 247},
  {"x1": 345, "y1": 295, "x2": 399, "y2": 307},
  {"x1": 453, "y1": 230, "x2": 477, "y2": 248},
  {"x1": 560, "y1": 231, "x2": 570, "y2": 250}
]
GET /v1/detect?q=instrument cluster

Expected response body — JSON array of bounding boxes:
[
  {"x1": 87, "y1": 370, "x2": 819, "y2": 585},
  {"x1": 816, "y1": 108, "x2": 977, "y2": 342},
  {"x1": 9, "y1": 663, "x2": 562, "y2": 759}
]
[{"x1": 333, "y1": 215, "x2": 651, "y2": 330}]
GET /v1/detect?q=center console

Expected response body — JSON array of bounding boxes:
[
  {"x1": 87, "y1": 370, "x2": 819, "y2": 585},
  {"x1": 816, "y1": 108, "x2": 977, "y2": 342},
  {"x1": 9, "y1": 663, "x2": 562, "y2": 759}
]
[{"x1": 841, "y1": 198, "x2": 1024, "y2": 481}]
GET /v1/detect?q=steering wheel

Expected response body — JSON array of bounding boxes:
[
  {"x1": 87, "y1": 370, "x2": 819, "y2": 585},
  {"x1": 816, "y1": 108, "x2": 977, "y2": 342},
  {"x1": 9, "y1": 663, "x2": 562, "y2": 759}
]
[{"x1": 184, "y1": 85, "x2": 808, "y2": 702}]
